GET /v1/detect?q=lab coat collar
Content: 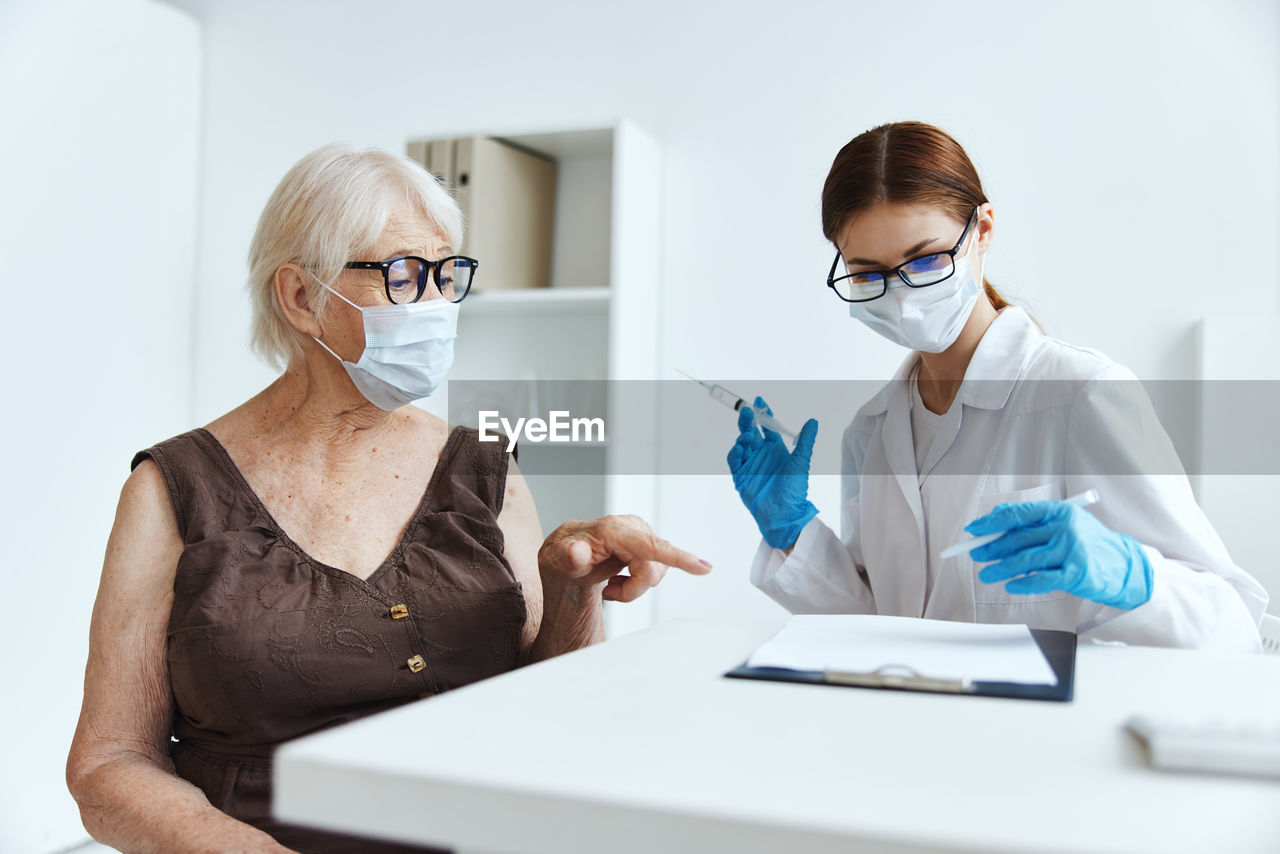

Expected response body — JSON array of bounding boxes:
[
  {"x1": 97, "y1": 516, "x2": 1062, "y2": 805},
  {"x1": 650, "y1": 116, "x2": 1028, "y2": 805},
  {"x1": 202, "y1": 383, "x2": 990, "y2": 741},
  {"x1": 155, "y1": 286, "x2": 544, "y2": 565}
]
[
  {"x1": 859, "y1": 306, "x2": 1040, "y2": 415},
  {"x1": 955, "y1": 307, "x2": 1039, "y2": 410},
  {"x1": 860, "y1": 349, "x2": 919, "y2": 416}
]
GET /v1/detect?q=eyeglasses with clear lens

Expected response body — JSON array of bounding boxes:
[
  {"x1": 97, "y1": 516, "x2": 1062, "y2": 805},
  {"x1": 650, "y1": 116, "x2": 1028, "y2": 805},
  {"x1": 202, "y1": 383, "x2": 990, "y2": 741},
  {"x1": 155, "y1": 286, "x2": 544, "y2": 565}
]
[
  {"x1": 343, "y1": 255, "x2": 478, "y2": 304},
  {"x1": 827, "y1": 208, "x2": 979, "y2": 303},
  {"x1": 434, "y1": 257, "x2": 476, "y2": 303}
]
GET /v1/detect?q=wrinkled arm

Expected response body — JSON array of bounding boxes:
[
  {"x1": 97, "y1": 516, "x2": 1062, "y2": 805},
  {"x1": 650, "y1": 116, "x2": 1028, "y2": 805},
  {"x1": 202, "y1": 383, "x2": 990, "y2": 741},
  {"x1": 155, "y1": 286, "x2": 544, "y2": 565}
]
[
  {"x1": 531, "y1": 515, "x2": 711, "y2": 662},
  {"x1": 66, "y1": 461, "x2": 294, "y2": 854},
  {"x1": 496, "y1": 459, "x2": 610, "y2": 662},
  {"x1": 531, "y1": 562, "x2": 607, "y2": 662}
]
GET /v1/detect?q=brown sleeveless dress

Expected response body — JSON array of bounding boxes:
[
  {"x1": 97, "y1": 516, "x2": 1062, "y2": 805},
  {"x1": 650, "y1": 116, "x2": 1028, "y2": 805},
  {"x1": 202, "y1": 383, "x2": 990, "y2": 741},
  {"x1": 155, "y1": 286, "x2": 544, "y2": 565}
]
[{"x1": 132, "y1": 426, "x2": 528, "y2": 853}]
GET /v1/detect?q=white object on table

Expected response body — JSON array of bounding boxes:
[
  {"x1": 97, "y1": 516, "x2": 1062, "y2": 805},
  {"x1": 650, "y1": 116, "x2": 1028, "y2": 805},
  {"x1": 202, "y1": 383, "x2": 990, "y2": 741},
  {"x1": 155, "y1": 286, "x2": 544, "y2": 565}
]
[
  {"x1": 275, "y1": 618, "x2": 1280, "y2": 854},
  {"x1": 747, "y1": 613, "x2": 1057, "y2": 685},
  {"x1": 1125, "y1": 715, "x2": 1280, "y2": 779},
  {"x1": 1260, "y1": 613, "x2": 1280, "y2": 655}
]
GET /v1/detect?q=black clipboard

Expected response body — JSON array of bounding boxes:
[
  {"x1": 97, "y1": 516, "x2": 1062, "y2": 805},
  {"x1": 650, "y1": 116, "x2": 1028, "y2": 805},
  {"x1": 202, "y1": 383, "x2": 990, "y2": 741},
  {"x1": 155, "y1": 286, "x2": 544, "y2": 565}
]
[{"x1": 724, "y1": 628, "x2": 1076, "y2": 702}]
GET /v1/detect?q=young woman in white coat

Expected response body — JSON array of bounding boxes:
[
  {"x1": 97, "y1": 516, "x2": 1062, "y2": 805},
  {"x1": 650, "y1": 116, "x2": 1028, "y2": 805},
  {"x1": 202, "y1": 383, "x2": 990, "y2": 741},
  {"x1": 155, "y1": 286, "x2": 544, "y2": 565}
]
[{"x1": 728, "y1": 121, "x2": 1266, "y2": 650}]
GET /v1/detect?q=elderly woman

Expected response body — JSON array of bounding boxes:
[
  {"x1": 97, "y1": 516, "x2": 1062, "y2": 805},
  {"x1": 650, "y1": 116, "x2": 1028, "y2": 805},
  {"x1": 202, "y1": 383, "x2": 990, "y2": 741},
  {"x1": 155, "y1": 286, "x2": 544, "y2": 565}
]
[{"x1": 67, "y1": 143, "x2": 708, "y2": 853}]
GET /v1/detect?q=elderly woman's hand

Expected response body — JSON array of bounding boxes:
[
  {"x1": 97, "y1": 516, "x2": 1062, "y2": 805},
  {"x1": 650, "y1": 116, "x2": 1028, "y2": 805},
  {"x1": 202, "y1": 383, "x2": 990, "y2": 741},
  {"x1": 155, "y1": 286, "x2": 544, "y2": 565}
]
[{"x1": 538, "y1": 515, "x2": 711, "y2": 602}]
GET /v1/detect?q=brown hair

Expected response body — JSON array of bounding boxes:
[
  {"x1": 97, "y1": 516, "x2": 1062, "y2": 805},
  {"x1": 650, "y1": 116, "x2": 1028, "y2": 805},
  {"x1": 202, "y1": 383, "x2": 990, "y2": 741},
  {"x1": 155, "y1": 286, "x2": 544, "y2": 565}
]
[{"x1": 821, "y1": 121, "x2": 1008, "y2": 311}]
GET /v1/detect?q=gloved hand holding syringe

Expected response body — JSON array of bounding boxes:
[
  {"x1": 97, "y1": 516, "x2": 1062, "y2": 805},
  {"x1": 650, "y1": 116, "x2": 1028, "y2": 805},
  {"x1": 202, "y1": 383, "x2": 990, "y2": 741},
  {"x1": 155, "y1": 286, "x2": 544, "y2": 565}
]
[
  {"x1": 677, "y1": 369, "x2": 798, "y2": 445},
  {"x1": 697, "y1": 369, "x2": 820, "y2": 551}
]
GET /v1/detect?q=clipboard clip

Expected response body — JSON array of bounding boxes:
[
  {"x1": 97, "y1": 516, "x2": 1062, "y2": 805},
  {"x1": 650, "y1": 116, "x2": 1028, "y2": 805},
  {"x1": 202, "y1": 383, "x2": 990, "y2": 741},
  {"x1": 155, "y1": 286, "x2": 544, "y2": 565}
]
[{"x1": 821, "y1": 663, "x2": 974, "y2": 694}]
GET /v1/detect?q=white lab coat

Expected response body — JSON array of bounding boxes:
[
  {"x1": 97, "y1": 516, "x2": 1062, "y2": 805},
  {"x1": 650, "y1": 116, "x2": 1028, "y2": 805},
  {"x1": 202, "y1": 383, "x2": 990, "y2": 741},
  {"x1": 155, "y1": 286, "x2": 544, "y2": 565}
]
[{"x1": 751, "y1": 307, "x2": 1267, "y2": 651}]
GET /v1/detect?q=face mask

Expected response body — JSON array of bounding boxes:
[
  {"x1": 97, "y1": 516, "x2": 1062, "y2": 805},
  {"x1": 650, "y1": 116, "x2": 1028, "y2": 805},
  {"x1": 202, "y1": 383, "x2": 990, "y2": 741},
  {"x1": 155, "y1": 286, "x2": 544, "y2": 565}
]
[
  {"x1": 311, "y1": 285, "x2": 458, "y2": 411},
  {"x1": 849, "y1": 251, "x2": 985, "y2": 353}
]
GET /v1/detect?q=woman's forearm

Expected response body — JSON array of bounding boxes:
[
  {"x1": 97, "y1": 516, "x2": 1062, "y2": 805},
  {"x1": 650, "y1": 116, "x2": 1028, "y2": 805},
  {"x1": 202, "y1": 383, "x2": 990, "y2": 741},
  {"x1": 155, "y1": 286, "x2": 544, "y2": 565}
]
[
  {"x1": 72, "y1": 754, "x2": 293, "y2": 854},
  {"x1": 528, "y1": 573, "x2": 605, "y2": 663}
]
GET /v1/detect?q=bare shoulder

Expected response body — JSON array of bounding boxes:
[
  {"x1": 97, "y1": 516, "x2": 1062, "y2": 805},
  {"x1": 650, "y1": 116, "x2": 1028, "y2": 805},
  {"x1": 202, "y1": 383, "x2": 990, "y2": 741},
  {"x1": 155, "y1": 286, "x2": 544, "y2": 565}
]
[
  {"x1": 82, "y1": 460, "x2": 182, "y2": 704},
  {"x1": 68, "y1": 458, "x2": 185, "y2": 782},
  {"x1": 199, "y1": 400, "x2": 263, "y2": 467},
  {"x1": 103, "y1": 458, "x2": 183, "y2": 604},
  {"x1": 202, "y1": 387, "x2": 265, "y2": 436},
  {"x1": 118, "y1": 459, "x2": 179, "y2": 545},
  {"x1": 400, "y1": 405, "x2": 452, "y2": 450}
]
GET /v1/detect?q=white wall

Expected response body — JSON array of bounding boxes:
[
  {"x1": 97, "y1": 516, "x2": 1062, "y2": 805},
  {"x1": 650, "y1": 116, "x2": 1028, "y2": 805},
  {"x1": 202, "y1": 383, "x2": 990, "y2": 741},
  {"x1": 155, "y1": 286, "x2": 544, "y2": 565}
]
[
  {"x1": 1198, "y1": 315, "x2": 1280, "y2": 605},
  {"x1": 0, "y1": 1, "x2": 200, "y2": 850},
  {"x1": 177, "y1": 0, "x2": 1279, "y2": 621}
]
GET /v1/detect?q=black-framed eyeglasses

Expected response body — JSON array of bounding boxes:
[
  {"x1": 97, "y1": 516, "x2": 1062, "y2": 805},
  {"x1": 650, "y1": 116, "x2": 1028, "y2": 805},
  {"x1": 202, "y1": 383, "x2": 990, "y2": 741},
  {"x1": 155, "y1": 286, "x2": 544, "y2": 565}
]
[
  {"x1": 343, "y1": 255, "x2": 478, "y2": 304},
  {"x1": 827, "y1": 207, "x2": 980, "y2": 303}
]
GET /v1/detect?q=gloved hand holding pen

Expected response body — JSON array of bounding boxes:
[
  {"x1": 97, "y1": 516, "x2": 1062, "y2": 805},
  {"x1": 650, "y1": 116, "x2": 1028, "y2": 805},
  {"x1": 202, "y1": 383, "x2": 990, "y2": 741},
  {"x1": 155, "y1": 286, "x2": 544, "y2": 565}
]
[
  {"x1": 726, "y1": 396, "x2": 820, "y2": 550},
  {"x1": 967, "y1": 500, "x2": 1154, "y2": 610}
]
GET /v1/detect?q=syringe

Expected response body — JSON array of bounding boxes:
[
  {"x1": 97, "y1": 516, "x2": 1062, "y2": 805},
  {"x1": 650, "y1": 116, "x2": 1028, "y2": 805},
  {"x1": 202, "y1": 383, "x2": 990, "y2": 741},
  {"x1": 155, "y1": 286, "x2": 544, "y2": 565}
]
[{"x1": 677, "y1": 369, "x2": 798, "y2": 444}]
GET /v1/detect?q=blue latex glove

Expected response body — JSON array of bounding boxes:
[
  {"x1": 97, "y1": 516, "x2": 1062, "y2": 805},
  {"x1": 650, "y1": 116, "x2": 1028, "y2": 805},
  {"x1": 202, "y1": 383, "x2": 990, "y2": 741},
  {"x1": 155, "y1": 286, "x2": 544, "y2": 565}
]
[
  {"x1": 726, "y1": 396, "x2": 819, "y2": 550},
  {"x1": 967, "y1": 500, "x2": 1154, "y2": 610}
]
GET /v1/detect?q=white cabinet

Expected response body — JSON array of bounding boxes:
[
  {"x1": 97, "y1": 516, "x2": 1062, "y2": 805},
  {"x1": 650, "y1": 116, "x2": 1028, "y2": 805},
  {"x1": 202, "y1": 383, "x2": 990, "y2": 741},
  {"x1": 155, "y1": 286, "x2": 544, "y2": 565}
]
[{"x1": 412, "y1": 120, "x2": 662, "y2": 636}]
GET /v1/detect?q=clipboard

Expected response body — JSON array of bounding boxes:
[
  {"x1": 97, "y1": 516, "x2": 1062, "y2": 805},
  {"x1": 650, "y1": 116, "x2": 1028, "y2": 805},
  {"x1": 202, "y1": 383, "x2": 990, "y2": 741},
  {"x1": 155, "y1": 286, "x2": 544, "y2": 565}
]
[{"x1": 724, "y1": 628, "x2": 1076, "y2": 702}]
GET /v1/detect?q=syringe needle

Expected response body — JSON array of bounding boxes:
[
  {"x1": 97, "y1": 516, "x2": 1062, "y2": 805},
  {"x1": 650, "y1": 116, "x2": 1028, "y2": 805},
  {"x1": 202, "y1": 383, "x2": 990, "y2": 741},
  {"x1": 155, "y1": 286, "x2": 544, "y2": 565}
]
[
  {"x1": 674, "y1": 367, "x2": 707, "y2": 388},
  {"x1": 678, "y1": 368, "x2": 798, "y2": 443}
]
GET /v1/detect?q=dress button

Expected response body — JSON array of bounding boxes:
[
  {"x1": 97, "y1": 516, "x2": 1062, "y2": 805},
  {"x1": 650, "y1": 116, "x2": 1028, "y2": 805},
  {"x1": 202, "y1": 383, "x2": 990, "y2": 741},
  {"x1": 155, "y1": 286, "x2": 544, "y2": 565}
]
[
  {"x1": 406, "y1": 654, "x2": 426, "y2": 673},
  {"x1": 390, "y1": 604, "x2": 409, "y2": 620}
]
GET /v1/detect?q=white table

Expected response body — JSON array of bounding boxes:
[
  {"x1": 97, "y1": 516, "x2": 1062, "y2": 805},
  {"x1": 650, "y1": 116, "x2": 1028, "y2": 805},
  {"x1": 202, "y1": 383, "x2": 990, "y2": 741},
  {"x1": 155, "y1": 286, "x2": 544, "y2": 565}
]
[{"x1": 275, "y1": 619, "x2": 1280, "y2": 854}]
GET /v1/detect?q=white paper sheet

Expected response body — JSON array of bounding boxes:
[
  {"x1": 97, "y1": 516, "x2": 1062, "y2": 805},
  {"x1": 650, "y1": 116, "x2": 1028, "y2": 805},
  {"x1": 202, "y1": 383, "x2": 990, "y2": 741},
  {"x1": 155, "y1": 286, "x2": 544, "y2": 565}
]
[{"x1": 747, "y1": 614, "x2": 1058, "y2": 686}]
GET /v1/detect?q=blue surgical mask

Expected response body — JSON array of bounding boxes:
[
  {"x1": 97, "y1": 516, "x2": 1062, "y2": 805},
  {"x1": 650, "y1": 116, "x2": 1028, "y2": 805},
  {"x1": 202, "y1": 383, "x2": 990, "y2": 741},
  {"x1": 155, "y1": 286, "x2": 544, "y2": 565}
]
[{"x1": 312, "y1": 285, "x2": 458, "y2": 410}]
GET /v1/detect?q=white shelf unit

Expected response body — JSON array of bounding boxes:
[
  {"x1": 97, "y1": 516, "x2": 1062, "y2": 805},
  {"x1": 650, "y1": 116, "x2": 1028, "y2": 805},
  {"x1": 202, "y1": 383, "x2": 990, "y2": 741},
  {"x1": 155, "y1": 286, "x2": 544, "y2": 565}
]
[
  {"x1": 413, "y1": 120, "x2": 661, "y2": 637},
  {"x1": 461, "y1": 285, "x2": 612, "y2": 313}
]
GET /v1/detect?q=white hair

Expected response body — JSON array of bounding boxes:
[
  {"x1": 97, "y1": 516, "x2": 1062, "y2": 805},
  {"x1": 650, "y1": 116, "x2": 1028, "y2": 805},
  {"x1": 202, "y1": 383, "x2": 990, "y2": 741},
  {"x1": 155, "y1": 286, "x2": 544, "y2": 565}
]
[{"x1": 247, "y1": 143, "x2": 463, "y2": 369}]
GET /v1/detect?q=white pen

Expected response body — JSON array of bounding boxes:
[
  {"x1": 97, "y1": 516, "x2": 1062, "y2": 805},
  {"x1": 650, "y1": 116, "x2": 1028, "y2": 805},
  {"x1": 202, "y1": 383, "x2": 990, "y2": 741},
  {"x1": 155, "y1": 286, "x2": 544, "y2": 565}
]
[{"x1": 939, "y1": 489, "x2": 1100, "y2": 560}]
